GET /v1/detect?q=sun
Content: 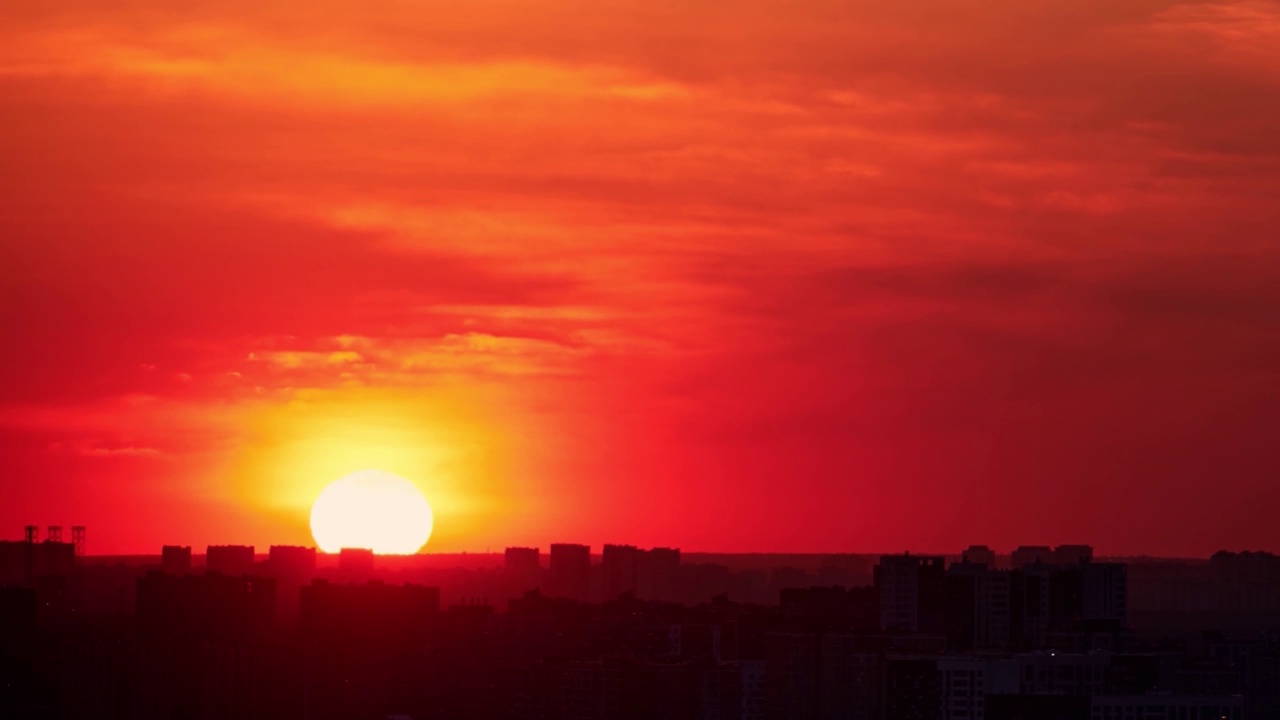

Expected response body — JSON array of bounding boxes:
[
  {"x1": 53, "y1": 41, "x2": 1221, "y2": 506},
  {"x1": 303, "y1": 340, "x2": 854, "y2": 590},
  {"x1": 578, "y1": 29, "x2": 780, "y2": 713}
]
[{"x1": 309, "y1": 469, "x2": 434, "y2": 554}]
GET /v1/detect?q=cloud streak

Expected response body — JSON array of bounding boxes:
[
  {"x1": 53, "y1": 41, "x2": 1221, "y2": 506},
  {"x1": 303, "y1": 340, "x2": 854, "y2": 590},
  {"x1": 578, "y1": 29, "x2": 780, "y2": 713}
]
[{"x1": 1, "y1": 0, "x2": 1277, "y2": 553}]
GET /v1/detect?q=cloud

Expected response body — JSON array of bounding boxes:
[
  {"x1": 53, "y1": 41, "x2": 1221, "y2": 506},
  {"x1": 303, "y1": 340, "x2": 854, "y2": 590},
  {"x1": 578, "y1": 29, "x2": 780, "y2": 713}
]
[
  {"x1": 1, "y1": 0, "x2": 1278, "y2": 552},
  {"x1": 0, "y1": 24, "x2": 691, "y2": 110},
  {"x1": 1143, "y1": 1, "x2": 1280, "y2": 72},
  {"x1": 77, "y1": 445, "x2": 166, "y2": 459},
  {"x1": 45, "y1": 439, "x2": 166, "y2": 459}
]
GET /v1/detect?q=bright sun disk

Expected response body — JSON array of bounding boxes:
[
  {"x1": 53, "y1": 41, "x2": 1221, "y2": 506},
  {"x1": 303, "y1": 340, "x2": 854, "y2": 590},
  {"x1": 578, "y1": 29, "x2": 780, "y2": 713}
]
[{"x1": 309, "y1": 469, "x2": 434, "y2": 554}]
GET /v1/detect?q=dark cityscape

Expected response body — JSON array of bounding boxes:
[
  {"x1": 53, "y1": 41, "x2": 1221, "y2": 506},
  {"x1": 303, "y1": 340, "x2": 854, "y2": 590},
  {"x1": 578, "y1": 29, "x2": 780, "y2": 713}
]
[{"x1": 4, "y1": 527, "x2": 1280, "y2": 718}]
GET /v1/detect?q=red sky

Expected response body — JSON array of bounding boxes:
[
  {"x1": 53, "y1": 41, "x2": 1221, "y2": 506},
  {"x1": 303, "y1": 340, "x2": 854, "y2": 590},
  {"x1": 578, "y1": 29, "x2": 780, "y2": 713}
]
[{"x1": 1, "y1": 0, "x2": 1277, "y2": 556}]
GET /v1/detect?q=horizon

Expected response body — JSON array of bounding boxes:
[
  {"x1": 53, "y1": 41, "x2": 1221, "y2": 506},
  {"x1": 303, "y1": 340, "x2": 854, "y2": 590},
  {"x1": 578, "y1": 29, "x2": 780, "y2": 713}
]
[{"x1": 8, "y1": 529, "x2": 1236, "y2": 563}]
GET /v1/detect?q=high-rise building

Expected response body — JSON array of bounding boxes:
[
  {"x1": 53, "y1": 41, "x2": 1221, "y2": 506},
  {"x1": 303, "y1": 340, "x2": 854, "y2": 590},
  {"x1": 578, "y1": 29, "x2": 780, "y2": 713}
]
[
  {"x1": 205, "y1": 545, "x2": 255, "y2": 576},
  {"x1": 764, "y1": 632, "x2": 885, "y2": 719},
  {"x1": 131, "y1": 572, "x2": 278, "y2": 719},
  {"x1": 0, "y1": 539, "x2": 75, "y2": 585},
  {"x1": 0, "y1": 542, "x2": 28, "y2": 585},
  {"x1": 548, "y1": 543, "x2": 590, "y2": 601},
  {"x1": 1012, "y1": 546, "x2": 1055, "y2": 568},
  {"x1": 938, "y1": 657, "x2": 1019, "y2": 720},
  {"x1": 300, "y1": 579, "x2": 440, "y2": 636},
  {"x1": 961, "y1": 545, "x2": 997, "y2": 567},
  {"x1": 136, "y1": 571, "x2": 276, "y2": 642},
  {"x1": 602, "y1": 544, "x2": 641, "y2": 599},
  {"x1": 268, "y1": 545, "x2": 316, "y2": 626},
  {"x1": 504, "y1": 546, "x2": 539, "y2": 572},
  {"x1": 1018, "y1": 652, "x2": 1107, "y2": 696},
  {"x1": 875, "y1": 554, "x2": 946, "y2": 633},
  {"x1": 638, "y1": 547, "x2": 681, "y2": 602},
  {"x1": 1082, "y1": 562, "x2": 1127, "y2": 623},
  {"x1": 1090, "y1": 694, "x2": 1242, "y2": 719},
  {"x1": 1054, "y1": 545, "x2": 1094, "y2": 565},
  {"x1": 504, "y1": 547, "x2": 541, "y2": 591},
  {"x1": 885, "y1": 657, "x2": 940, "y2": 720},
  {"x1": 947, "y1": 563, "x2": 1015, "y2": 650},
  {"x1": 339, "y1": 547, "x2": 375, "y2": 576},
  {"x1": 268, "y1": 545, "x2": 317, "y2": 577},
  {"x1": 161, "y1": 545, "x2": 192, "y2": 575},
  {"x1": 1017, "y1": 564, "x2": 1056, "y2": 648}
]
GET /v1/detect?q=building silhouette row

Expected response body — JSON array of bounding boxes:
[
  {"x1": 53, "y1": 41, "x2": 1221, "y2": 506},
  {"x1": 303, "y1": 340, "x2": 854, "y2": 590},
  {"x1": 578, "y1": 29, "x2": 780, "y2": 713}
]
[{"x1": 3, "y1": 531, "x2": 1277, "y2": 719}]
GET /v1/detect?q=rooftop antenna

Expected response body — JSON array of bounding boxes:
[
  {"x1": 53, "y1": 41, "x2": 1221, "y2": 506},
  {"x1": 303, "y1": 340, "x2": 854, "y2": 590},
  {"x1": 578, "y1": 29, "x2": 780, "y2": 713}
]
[
  {"x1": 71, "y1": 526, "x2": 86, "y2": 556},
  {"x1": 23, "y1": 525, "x2": 37, "y2": 583}
]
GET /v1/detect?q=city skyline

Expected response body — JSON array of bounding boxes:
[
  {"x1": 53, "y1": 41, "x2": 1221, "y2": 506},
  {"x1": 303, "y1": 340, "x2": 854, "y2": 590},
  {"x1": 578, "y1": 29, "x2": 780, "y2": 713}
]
[
  {"x1": 5, "y1": 531, "x2": 1277, "y2": 717},
  {"x1": 4, "y1": 0, "x2": 1279, "y2": 556},
  {"x1": 0, "y1": 524, "x2": 1258, "y2": 563}
]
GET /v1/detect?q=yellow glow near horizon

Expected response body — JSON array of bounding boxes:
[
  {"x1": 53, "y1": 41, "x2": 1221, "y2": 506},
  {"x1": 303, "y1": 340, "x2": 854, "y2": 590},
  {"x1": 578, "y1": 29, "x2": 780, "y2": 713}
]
[
  {"x1": 309, "y1": 469, "x2": 434, "y2": 554},
  {"x1": 236, "y1": 387, "x2": 489, "y2": 519}
]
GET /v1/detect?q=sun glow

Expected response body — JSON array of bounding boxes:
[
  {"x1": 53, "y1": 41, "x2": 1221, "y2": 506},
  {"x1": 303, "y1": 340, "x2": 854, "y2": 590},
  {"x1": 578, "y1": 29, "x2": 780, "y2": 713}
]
[{"x1": 309, "y1": 469, "x2": 434, "y2": 554}]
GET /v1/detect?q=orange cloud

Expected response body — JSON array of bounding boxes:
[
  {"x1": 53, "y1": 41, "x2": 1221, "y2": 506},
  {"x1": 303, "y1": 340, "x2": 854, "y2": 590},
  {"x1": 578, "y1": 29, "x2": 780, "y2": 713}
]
[{"x1": 2, "y1": 0, "x2": 1277, "y2": 554}]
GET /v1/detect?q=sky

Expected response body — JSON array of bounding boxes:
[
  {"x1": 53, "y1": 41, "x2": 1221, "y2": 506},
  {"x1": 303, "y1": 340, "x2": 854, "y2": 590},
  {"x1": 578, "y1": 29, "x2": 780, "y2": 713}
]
[{"x1": 1, "y1": 0, "x2": 1277, "y2": 556}]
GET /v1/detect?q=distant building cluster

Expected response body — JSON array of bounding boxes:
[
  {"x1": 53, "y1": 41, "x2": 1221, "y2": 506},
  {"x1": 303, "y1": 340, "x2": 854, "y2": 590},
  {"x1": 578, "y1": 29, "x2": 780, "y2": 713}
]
[
  {"x1": 2, "y1": 531, "x2": 1279, "y2": 719},
  {"x1": 508, "y1": 543, "x2": 683, "y2": 603}
]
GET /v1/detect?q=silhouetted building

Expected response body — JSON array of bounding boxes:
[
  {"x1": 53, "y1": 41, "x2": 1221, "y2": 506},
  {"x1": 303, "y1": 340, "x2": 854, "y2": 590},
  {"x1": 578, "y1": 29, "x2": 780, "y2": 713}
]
[
  {"x1": 876, "y1": 554, "x2": 946, "y2": 633},
  {"x1": 765, "y1": 632, "x2": 885, "y2": 719},
  {"x1": 1021, "y1": 651, "x2": 1108, "y2": 696},
  {"x1": 136, "y1": 571, "x2": 276, "y2": 642},
  {"x1": 1055, "y1": 544, "x2": 1094, "y2": 565},
  {"x1": 541, "y1": 657, "x2": 747, "y2": 720},
  {"x1": 71, "y1": 525, "x2": 86, "y2": 556},
  {"x1": 505, "y1": 546, "x2": 541, "y2": 592},
  {"x1": 1090, "y1": 694, "x2": 1242, "y2": 719},
  {"x1": 1008, "y1": 566, "x2": 1044, "y2": 647},
  {"x1": 961, "y1": 545, "x2": 997, "y2": 567},
  {"x1": 161, "y1": 544, "x2": 192, "y2": 574},
  {"x1": 6, "y1": 534, "x2": 1275, "y2": 719},
  {"x1": 268, "y1": 545, "x2": 316, "y2": 626},
  {"x1": 603, "y1": 544, "x2": 642, "y2": 599},
  {"x1": 946, "y1": 563, "x2": 1017, "y2": 650},
  {"x1": 339, "y1": 547, "x2": 375, "y2": 576},
  {"x1": 133, "y1": 572, "x2": 279, "y2": 718},
  {"x1": 0, "y1": 541, "x2": 30, "y2": 585},
  {"x1": 268, "y1": 544, "x2": 316, "y2": 577},
  {"x1": 300, "y1": 580, "x2": 442, "y2": 719},
  {"x1": 549, "y1": 543, "x2": 591, "y2": 601},
  {"x1": 300, "y1": 579, "x2": 440, "y2": 637},
  {"x1": 38, "y1": 540, "x2": 76, "y2": 577},
  {"x1": 1007, "y1": 560, "x2": 1129, "y2": 651},
  {"x1": 1, "y1": 536, "x2": 77, "y2": 588},
  {"x1": 669, "y1": 623, "x2": 721, "y2": 661},
  {"x1": 939, "y1": 657, "x2": 1019, "y2": 720},
  {"x1": 779, "y1": 585, "x2": 877, "y2": 633},
  {"x1": 885, "y1": 657, "x2": 940, "y2": 720},
  {"x1": 639, "y1": 547, "x2": 681, "y2": 602},
  {"x1": 0, "y1": 586, "x2": 38, "y2": 710},
  {"x1": 986, "y1": 694, "x2": 1089, "y2": 720},
  {"x1": 205, "y1": 544, "x2": 255, "y2": 575},
  {"x1": 1082, "y1": 562, "x2": 1127, "y2": 623},
  {"x1": 1012, "y1": 545, "x2": 1055, "y2": 568}
]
